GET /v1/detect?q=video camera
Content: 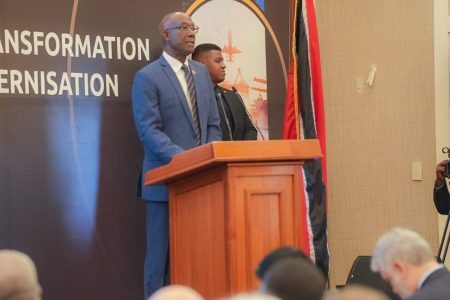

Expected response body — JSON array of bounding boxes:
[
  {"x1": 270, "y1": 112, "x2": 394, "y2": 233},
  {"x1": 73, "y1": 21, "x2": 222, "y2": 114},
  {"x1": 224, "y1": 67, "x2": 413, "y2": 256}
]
[{"x1": 443, "y1": 147, "x2": 450, "y2": 178}]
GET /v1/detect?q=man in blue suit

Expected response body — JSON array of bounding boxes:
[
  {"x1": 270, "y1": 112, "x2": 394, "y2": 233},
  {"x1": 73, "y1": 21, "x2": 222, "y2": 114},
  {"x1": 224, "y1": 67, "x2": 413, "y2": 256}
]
[
  {"x1": 131, "y1": 12, "x2": 221, "y2": 298},
  {"x1": 371, "y1": 228, "x2": 450, "y2": 300}
]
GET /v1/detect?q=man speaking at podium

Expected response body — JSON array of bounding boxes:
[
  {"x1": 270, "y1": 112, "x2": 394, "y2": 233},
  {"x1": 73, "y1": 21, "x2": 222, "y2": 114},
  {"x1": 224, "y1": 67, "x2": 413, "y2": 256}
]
[
  {"x1": 192, "y1": 43, "x2": 257, "y2": 141},
  {"x1": 131, "y1": 12, "x2": 221, "y2": 298}
]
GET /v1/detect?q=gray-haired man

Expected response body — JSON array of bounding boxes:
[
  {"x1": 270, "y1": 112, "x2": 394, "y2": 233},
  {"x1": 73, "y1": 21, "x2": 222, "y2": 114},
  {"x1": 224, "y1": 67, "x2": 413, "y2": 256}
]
[{"x1": 371, "y1": 228, "x2": 450, "y2": 300}]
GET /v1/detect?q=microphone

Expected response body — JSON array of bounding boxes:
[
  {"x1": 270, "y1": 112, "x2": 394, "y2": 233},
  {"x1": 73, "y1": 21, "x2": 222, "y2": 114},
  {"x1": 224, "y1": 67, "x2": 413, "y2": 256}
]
[
  {"x1": 232, "y1": 86, "x2": 265, "y2": 140},
  {"x1": 215, "y1": 90, "x2": 233, "y2": 141}
]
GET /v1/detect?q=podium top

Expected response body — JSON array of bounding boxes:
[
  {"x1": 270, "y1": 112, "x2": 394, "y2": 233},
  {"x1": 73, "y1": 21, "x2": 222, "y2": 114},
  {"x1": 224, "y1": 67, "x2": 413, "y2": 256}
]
[{"x1": 145, "y1": 139, "x2": 322, "y2": 186}]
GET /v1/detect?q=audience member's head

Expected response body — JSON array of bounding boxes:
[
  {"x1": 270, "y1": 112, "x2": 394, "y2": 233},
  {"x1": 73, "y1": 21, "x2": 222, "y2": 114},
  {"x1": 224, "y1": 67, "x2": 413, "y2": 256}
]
[
  {"x1": 222, "y1": 292, "x2": 280, "y2": 300},
  {"x1": 148, "y1": 285, "x2": 204, "y2": 300},
  {"x1": 0, "y1": 250, "x2": 42, "y2": 300},
  {"x1": 370, "y1": 227, "x2": 437, "y2": 299},
  {"x1": 255, "y1": 246, "x2": 310, "y2": 280},
  {"x1": 261, "y1": 257, "x2": 326, "y2": 300},
  {"x1": 323, "y1": 285, "x2": 389, "y2": 300},
  {"x1": 320, "y1": 288, "x2": 340, "y2": 300}
]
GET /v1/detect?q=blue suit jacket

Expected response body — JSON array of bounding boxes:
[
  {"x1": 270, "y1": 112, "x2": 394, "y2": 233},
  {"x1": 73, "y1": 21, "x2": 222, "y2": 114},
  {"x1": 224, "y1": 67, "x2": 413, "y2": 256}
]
[{"x1": 132, "y1": 55, "x2": 222, "y2": 201}]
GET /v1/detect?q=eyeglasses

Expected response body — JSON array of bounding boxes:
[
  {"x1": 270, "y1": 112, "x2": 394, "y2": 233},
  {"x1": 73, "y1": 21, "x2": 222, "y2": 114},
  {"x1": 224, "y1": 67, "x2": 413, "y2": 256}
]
[{"x1": 166, "y1": 24, "x2": 199, "y2": 33}]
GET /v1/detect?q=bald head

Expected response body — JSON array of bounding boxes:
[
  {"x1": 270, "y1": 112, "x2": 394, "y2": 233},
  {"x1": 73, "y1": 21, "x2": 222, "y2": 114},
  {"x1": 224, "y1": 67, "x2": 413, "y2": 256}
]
[
  {"x1": 0, "y1": 250, "x2": 42, "y2": 300},
  {"x1": 148, "y1": 285, "x2": 204, "y2": 300},
  {"x1": 158, "y1": 12, "x2": 197, "y2": 62},
  {"x1": 159, "y1": 12, "x2": 188, "y2": 33}
]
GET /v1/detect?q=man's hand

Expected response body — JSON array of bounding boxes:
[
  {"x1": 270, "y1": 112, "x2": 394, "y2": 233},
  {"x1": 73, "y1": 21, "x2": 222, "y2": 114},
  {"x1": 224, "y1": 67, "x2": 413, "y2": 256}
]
[{"x1": 435, "y1": 160, "x2": 450, "y2": 186}]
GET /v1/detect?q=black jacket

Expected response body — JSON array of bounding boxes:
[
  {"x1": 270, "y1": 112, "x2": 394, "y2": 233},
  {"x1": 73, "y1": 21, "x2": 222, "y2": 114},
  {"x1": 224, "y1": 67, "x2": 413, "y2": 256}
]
[{"x1": 216, "y1": 86, "x2": 257, "y2": 141}]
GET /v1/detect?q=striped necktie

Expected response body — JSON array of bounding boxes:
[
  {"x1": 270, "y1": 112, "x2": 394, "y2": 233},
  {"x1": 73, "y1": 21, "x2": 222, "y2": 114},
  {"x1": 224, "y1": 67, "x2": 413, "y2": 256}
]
[{"x1": 182, "y1": 64, "x2": 201, "y2": 145}]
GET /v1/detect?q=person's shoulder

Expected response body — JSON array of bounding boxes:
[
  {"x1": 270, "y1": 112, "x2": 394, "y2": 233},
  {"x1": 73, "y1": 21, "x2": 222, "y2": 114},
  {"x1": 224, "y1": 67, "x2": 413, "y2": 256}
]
[
  {"x1": 189, "y1": 60, "x2": 209, "y2": 75},
  {"x1": 411, "y1": 269, "x2": 450, "y2": 300},
  {"x1": 136, "y1": 56, "x2": 164, "y2": 74},
  {"x1": 218, "y1": 86, "x2": 232, "y2": 93},
  {"x1": 218, "y1": 86, "x2": 237, "y2": 99},
  {"x1": 219, "y1": 87, "x2": 239, "y2": 101},
  {"x1": 188, "y1": 59, "x2": 204, "y2": 68}
]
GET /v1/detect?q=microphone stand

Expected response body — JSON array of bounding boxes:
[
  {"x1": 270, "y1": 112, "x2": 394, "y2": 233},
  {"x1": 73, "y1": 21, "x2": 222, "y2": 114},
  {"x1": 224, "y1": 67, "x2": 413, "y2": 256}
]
[
  {"x1": 437, "y1": 210, "x2": 450, "y2": 263},
  {"x1": 232, "y1": 86, "x2": 265, "y2": 140},
  {"x1": 216, "y1": 90, "x2": 233, "y2": 141}
]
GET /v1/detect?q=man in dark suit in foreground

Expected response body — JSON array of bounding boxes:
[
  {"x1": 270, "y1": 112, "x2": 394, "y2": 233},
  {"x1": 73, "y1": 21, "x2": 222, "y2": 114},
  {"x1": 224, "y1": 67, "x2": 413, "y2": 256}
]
[
  {"x1": 132, "y1": 12, "x2": 221, "y2": 298},
  {"x1": 192, "y1": 43, "x2": 257, "y2": 141},
  {"x1": 371, "y1": 227, "x2": 450, "y2": 300},
  {"x1": 433, "y1": 159, "x2": 450, "y2": 214}
]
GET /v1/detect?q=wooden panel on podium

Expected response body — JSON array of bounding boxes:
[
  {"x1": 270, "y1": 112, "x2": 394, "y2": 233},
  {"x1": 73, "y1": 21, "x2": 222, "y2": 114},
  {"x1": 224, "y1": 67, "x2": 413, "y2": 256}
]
[
  {"x1": 145, "y1": 140, "x2": 322, "y2": 299},
  {"x1": 227, "y1": 162, "x2": 303, "y2": 291}
]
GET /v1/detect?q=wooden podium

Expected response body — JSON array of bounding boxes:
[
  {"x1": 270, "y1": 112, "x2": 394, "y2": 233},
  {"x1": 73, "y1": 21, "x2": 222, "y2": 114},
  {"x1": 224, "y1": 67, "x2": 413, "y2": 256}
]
[{"x1": 145, "y1": 140, "x2": 322, "y2": 299}]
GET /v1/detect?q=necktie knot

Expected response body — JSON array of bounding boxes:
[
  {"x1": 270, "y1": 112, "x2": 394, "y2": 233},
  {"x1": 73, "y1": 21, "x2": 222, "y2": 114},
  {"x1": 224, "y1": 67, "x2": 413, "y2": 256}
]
[{"x1": 182, "y1": 64, "x2": 190, "y2": 75}]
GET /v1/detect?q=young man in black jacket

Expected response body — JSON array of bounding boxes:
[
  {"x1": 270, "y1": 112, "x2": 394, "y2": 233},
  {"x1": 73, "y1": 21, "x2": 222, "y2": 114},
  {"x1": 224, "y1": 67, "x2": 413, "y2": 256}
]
[{"x1": 192, "y1": 43, "x2": 257, "y2": 141}]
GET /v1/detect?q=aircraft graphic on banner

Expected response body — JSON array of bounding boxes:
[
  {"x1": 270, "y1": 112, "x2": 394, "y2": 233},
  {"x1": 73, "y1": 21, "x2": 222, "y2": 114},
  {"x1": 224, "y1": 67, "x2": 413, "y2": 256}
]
[{"x1": 222, "y1": 30, "x2": 242, "y2": 62}]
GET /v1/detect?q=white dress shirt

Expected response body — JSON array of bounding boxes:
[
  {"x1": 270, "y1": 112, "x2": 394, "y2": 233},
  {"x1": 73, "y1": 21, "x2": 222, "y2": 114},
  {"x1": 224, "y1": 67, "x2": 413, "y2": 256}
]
[{"x1": 162, "y1": 51, "x2": 194, "y2": 113}]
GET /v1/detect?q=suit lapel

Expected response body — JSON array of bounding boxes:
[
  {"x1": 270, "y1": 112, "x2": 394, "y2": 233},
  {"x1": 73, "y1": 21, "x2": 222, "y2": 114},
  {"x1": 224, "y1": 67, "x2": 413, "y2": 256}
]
[{"x1": 159, "y1": 56, "x2": 197, "y2": 133}]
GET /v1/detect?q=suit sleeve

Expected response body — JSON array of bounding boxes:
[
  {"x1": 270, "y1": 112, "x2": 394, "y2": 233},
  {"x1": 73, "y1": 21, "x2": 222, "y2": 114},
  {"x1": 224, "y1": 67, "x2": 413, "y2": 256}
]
[
  {"x1": 434, "y1": 185, "x2": 450, "y2": 215},
  {"x1": 132, "y1": 70, "x2": 185, "y2": 164}
]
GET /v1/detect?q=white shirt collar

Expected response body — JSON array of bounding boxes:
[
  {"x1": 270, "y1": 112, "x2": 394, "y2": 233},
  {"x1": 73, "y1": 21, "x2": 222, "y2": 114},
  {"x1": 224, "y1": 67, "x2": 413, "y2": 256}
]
[
  {"x1": 418, "y1": 264, "x2": 444, "y2": 289},
  {"x1": 162, "y1": 51, "x2": 188, "y2": 73}
]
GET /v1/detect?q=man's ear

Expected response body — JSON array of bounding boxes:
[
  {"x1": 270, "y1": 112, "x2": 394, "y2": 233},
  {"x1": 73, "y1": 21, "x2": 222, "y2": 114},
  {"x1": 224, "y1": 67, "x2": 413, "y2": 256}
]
[
  {"x1": 161, "y1": 31, "x2": 169, "y2": 41},
  {"x1": 392, "y1": 260, "x2": 408, "y2": 278}
]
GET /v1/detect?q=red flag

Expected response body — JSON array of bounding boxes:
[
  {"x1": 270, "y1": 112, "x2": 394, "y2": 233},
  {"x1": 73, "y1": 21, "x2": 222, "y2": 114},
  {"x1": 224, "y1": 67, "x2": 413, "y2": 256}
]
[{"x1": 283, "y1": 0, "x2": 329, "y2": 276}]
